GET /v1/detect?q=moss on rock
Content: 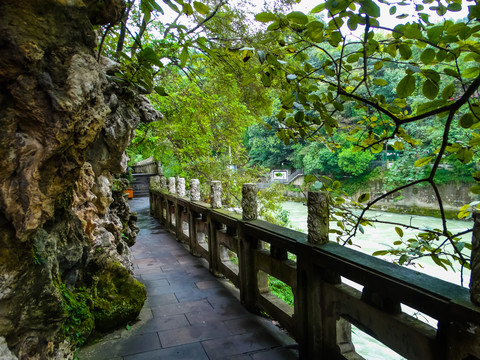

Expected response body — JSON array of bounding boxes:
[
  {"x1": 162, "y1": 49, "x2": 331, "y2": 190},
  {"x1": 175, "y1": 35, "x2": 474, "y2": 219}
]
[
  {"x1": 58, "y1": 283, "x2": 95, "y2": 346},
  {"x1": 91, "y1": 259, "x2": 146, "y2": 332}
]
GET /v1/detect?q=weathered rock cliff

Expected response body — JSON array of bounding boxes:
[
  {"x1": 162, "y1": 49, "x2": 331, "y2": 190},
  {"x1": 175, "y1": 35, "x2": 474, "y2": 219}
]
[{"x1": 0, "y1": 1, "x2": 158, "y2": 358}]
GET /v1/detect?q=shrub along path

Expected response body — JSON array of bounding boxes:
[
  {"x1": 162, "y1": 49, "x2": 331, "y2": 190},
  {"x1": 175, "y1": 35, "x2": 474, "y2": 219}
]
[{"x1": 79, "y1": 197, "x2": 298, "y2": 360}]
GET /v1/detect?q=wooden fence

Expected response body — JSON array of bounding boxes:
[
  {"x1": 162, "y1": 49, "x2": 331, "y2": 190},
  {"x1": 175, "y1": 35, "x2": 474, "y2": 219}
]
[{"x1": 149, "y1": 177, "x2": 480, "y2": 360}]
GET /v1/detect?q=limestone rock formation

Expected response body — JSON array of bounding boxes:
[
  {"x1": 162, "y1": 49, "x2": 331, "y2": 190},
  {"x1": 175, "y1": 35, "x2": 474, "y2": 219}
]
[{"x1": 0, "y1": 0, "x2": 159, "y2": 358}]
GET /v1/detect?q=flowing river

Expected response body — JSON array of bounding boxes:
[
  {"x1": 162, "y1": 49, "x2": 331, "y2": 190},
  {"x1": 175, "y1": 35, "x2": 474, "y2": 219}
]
[{"x1": 281, "y1": 201, "x2": 473, "y2": 359}]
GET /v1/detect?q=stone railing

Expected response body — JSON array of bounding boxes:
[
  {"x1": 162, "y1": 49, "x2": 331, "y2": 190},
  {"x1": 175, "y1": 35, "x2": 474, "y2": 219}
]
[{"x1": 149, "y1": 176, "x2": 480, "y2": 360}]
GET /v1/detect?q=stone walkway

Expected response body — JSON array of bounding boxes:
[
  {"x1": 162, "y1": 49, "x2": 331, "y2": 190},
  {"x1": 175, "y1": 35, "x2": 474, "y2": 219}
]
[{"x1": 79, "y1": 197, "x2": 298, "y2": 360}]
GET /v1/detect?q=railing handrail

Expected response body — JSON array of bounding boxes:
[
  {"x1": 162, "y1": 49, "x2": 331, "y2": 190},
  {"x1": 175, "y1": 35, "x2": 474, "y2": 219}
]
[
  {"x1": 149, "y1": 185, "x2": 480, "y2": 360},
  {"x1": 161, "y1": 189, "x2": 475, "y2": 320}
]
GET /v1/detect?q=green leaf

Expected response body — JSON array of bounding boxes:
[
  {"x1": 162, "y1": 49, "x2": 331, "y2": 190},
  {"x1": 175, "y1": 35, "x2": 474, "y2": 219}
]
[
  {"x1": 374, "y1": 61, "x2": 383, "y2": 71},
  {"x1": 399, "y1": 44, "x2": 412, "y2": 60},
  {"x1": 470, "y1": 185, "x2": 480, "y2": 195},
  {"x1": 304, "y1": 174, "x2": 317, "y2": 183},
  {"x1": 154, "y1": 86, "x2": 168, "y2": 96},
  {"x1": 165, "y1": 0, "x2": 180, "y2": 13},
  {"x1": 360, "y1": 0, "x2": 380, "y2": 17},
  {"x1": 261, "y1": 72, "x2": 272, "y2": 87},
  {"x1": 396, "y1": 75, "x2": 416, "y2": 98},
  {"x1": 447, "y1": 3, "x2": 462, "y2": 12},
  {"x1": 403, "y1": 23, "x2": 422, "y2": 39},
  {"x1": 193, "y1": 1, "x2": 209, "y2": 15},
  {"x1": 287, "y1": 11, "x2": 308, "y2": 25},
  {"x1": 463, "y1": 67, "x2": 480, "y2": 79},
  {"x1": 281, "y1": 93, "x2": 296, "y2": 109},
  {"x1": 459, "y1": 113, "x2": 474, "y2": 129},
  {"x1": 427, "y1": 26, "x2": 443, "y2": 44},
  {"x1": 393, "y1": 141, "x2": 404, "y2": 150},
  {"x1": 372, "y1": 250, "x2": 390, "y2": 256},
  {"x1": 432, "y1": 255, "x2": 447, "y2": 270},
  {"x1": 295, "y1": 111, "x2": 305, "y2": 122},
  {"x1": 140, "y1": 46, "x2": 163, "y2": 67},
  {"x1": 399, "y1": 254, "x2": 408, "y2": 265},
  {"x1": 393, "y1": 98, "x2": 407, "y2": 108},
  {"x1": 456, "y1": 148, "x2": 473, "y2": 163},
  {"x1": 395, "y1": 227, "x2": 404, "y2": 237},
  {"x1": 371, "y1": 143, "x2": 383, "y2": 153},
  {"x1": 179, "y1": 45, "x2": 188, "y2": 68},
  {"x1": 347, "y1": 16, "x2": 358, "y2": 31},
  {"x1": 416, "y1": 99, "x2": 447, "y2": 115},
  {"x1": 311, "y1": 3, "x2": 325, "y2": 13},
  {"x1": 390, "y1": 6, "x2": 397, "y2": 15},
  {"x1": 182, "y1": 3, "x2": 193, "y2": 15},
  {"x1": 307, "y1": 21, "x2": 324, "y2": 42},
  {"x1": 347, "y1": 53, "x2": 361, "y2": 63},
  {"x1": 441, "y1": 83, "x2": 455, "y2": 100},
  {"x1": 358, "y1": 193, "x2": 370, "y2": 203},
  {"x1": 420, "y1": 48, "x2": 436, "y2": 65},
  {"x1": 422, "y1": 79, "x2": 439, "y2": 100},
  {"x1": 414, "y1": 156, "x2": 433, "y2": 167},
  {"x1": 255, "y1": 11, "x2": 276, "y2": 23},
  {"x1": 373, "y1": 78, "x2": 388, "y2": 86},
  {"x1": 332, "y1": 101, "x2": 344, "y2": 111}
]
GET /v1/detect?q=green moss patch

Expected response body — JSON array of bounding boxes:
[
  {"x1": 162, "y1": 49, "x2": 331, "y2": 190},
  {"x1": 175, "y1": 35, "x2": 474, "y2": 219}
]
[
  {"x1": 92, "y1": 260, "x2": 146, "y2": 332},
  {"x1": 58, "y1": 283, "x2": 95, "y2": 346}
]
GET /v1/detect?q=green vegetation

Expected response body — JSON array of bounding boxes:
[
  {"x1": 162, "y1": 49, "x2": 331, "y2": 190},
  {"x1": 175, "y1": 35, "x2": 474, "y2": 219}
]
[
  {"x1": 92, "y1": 260, "x2": 146, "y2": 332},
  {"x1": 268, "y1": 276, "x2": 294, "y2": 306},
  {"x1": 98, "y1": 0, "x2": 480, "y2": 273},
  {"x1": 58, "y1": 283, "x2": 94, "y2": 346}
]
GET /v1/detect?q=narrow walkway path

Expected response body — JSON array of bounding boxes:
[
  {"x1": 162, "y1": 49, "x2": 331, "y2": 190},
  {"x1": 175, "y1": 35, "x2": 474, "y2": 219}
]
[{"x1": 80, "y1": 197, "x2": 298, "y2": 360}]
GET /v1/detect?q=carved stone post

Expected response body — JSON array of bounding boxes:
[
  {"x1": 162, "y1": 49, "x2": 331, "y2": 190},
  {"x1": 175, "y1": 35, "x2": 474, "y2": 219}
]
[
  {"x1": 307, "y1": 191, "x2": 329, "y2": 244},
  {"x1": 239, "y1": 183, "x2": 267, "y2": 312},
  {"x1": 177, "y1": 177, "x2": 186, "y2": 197},
  {"x1": 298, "y1": 191, "x2": 348, "y2": 358},
  {"x1": 241, "y1": 183, "x2": 257, "y2": 220},
  {"x1": 166, "y1": 177, "x2": 176, "y2": 230},
  {"x1": 160, "y1": 175, "x2": 167, "y2": 190},
  {"x1": 210, "y1": 180, "x2": 222, "y2": 209},
  {"x1": 150, "y1": 175, "x2": 160, "y2": 190},
  {"x1": 190, "y1": 179, "x2": 200, "y2": 201},
  {"x1": 188, "y1": 179, "x2": 201, "y2": 256},
  {"x1": 168, "y1": 177, "x2": 176, "y2": 194},
  {"x1": 471, "y1": 212, "x2": 480, "y2": 305},
  {"x1": 208, "y1": 181, "x2": 222, "y2": 276}
]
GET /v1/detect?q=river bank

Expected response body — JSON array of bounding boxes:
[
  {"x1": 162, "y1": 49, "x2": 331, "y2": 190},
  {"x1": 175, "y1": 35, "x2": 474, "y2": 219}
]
[{"x1": 282, "y1": 180, "x2": 477, "y2": 219}]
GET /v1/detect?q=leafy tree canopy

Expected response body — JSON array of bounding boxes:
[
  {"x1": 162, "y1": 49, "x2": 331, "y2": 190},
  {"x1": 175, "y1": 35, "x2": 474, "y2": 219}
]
[
  {"x1": 98, "y1": 0, "x2": 480, "y2": 274},
  {"x1": 242, "y1": 0, "x2": 480, "y2": 273}
]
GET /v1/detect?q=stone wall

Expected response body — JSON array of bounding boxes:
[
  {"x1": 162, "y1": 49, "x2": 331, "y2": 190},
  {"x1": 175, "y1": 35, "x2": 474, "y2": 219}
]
[{"x1": 0, "y1": 1, "x2": 158, "y2": 358}]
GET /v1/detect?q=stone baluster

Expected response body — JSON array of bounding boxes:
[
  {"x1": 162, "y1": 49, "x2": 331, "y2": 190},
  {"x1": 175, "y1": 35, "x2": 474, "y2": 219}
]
[
  {"x1": 149, "y1": 175, "x2": 160, "y2": 190},
  {"x1": 241, "y1": 183, "x2": 257, "y2": 221},
  {"x1": 190, "y1": 179, "x2": 200, "y2": 201},
  {"x1": 471, "y1": 212, "x2": 480, "y2": 306},
  {"x1": 307, "y1": 191, "x2": 329, "y2": 244},
  {"x1": 168, "y1": 177, "x2": 176, "y2": 194},
  {"x1": 160, "y1": 175, "x2": 167, "y2": 190},
  {"x1": 177, "y1": 177, "x2": 186, "y2": 197},
  {"x1": 239, "y1": 183, "x2": 268, "y2": 308},
  {"x1": 210, "y1": 181, "x2": 222, "y2": 209}
]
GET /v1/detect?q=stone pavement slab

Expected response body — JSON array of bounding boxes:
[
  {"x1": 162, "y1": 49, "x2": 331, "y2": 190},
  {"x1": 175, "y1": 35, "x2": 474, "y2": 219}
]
[{"x1": 79, "y1": 197, "x2": 298, "y2": 360}]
